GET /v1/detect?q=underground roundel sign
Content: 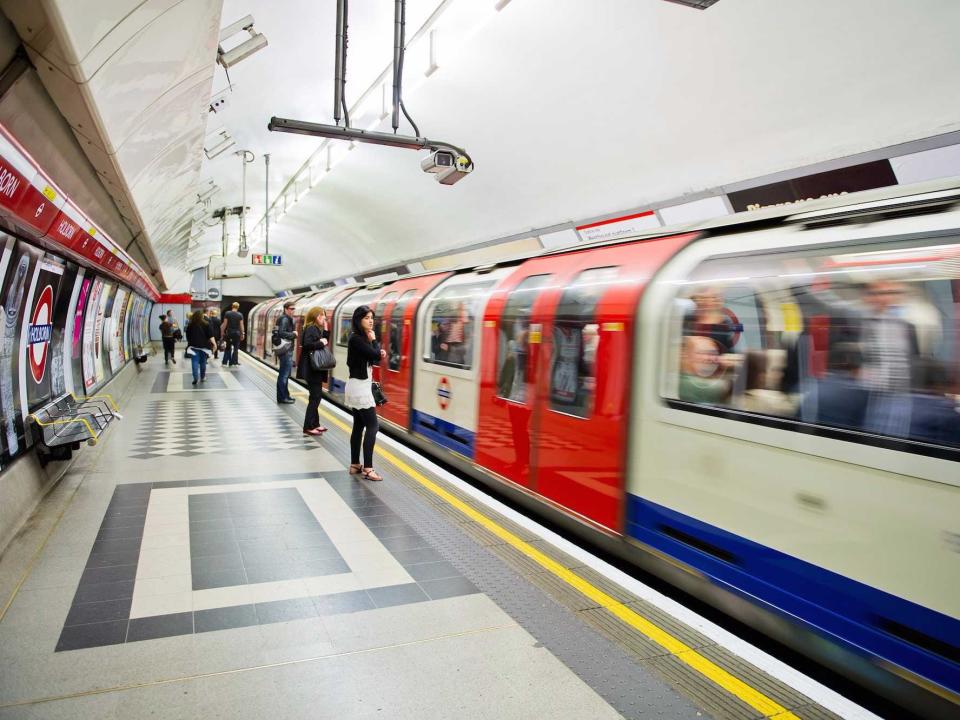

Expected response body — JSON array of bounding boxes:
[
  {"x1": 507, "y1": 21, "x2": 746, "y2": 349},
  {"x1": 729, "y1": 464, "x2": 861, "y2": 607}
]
[
  {"x1": 437, "y1": 376, "x2": 451, "y2": 410},
  {"x1": 28, "y1": 284, "x2": 54, "y2": 384}
]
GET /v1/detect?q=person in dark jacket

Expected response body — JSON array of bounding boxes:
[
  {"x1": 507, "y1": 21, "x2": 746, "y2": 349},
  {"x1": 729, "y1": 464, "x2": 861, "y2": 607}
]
[
  {"x1": 909, "y1": 358, "x2": 960, "y2": 446},
  {"x1": 296, "y1": 306, "x2": 330, "y2": 436},
  {"x1": 185, "y1": 310, "x2": 215, "y2": 386},
  {"x1": 159, "y1": 314, "x2": 176, "y2": 365},
  {"x1": 207, "y1": 308, "x2": 222, "y2": 362},
  {"x1": 274, "y1": 301, "x2": 298, "y2": 403},
  {"x1": 344, "y1": 305, "x2": 386, "y2": 481}
]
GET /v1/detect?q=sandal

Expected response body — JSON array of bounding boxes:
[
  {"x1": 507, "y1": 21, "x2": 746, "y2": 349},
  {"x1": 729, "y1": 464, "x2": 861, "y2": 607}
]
[
  {"x1": 304, "y1": 428, "x2": 324, "y2": 436},
  {"x1": 348, "y1": 464, "x2": 363, "y2": 475},
  {"x1": 361, "y1": 468, "x2": 383, "y2": 482}
]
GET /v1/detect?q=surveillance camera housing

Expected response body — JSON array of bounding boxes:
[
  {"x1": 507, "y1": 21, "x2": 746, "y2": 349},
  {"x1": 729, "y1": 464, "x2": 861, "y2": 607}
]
[{"x1": 420, "y1": 150, "x2": 455, "y2": 173}]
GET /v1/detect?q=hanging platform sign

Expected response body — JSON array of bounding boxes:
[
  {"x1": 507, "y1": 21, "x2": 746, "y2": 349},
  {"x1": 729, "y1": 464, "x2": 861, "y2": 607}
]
[{"x1": 252, "y1": 254, "x2": 282, "y2": 266}]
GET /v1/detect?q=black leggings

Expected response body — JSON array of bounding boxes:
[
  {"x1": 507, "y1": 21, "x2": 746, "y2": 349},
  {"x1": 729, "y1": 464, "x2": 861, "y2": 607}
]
[
  {"x1": 350, "y1": 407, "x2": 379, "y2": 467},
  {"x1": 303, "y1": 380, "x2": 323, "y2": 431}
]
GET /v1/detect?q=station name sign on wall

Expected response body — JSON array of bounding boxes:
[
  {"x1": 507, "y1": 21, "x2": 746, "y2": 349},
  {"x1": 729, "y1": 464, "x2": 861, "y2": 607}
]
[{"x1": 251, "y1": 254, "x2": 282, "y2": 266}]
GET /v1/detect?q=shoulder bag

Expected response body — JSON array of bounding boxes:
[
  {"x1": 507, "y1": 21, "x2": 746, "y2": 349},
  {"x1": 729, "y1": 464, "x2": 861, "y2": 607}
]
[
  {"x1": 309, "y1": 345, "x2": 336, "y2": 371},
  {"x1": 371, "y1": 381, "x2": 388, "y2": 406}
]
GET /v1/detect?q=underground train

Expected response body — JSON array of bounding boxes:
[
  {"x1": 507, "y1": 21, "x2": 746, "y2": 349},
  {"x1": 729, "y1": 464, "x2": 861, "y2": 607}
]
[{"x1": 249, "y1": 180, "x2": 960, "y2": 717}]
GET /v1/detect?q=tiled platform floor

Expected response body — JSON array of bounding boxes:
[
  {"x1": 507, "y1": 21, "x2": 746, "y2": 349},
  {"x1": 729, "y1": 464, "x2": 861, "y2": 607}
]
[{"x1": 0, "y1": 358, "x2": 645, "y2": 719}]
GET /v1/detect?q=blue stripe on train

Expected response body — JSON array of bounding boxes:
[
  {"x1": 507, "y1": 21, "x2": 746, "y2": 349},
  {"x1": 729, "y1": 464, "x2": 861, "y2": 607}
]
[
  {"x1": 329, "y1": 377, "x2": 346, "y2": 395},
  {"x1": 626, "y1": 495, "x2": 960, "y2": 695},
  {"x1": 411, "y1": 410, "x2": 476, "y2": 458}
]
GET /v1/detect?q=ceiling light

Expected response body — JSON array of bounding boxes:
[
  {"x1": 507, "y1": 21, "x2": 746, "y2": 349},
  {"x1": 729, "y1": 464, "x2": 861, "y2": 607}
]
[
  {"x1": 662, "y1": 0, "x2": 720, "y2": 9},
  {"x1": 204, "y1": 131, "x2": 235, "y2": 160},
  {"x1": 217, "y1": 15, "x2": 268, "y2": 69}
]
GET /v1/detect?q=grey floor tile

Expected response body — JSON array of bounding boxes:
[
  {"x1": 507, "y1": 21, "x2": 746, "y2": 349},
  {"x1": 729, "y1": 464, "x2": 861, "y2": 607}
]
[
  {"x1": 377, "y1": 534, "x2": 430, "y2": 553},
  {"x1": 405, "y1": 561, "x2": 461, "y2": 582},
  {"x1": 56, "y1": 620, "x2": 128, "y2": 651},
  {"x1": 244, "y1": 562, "x2": 301, "y2": 584},
  {"x1": 255, "y1": 597, "x2": 317, "y2": 624},
  {"x1": 85, "y1": 547, "x2": 142, "y2": 568},
  {"x1": 95, "y1": 525, "x2": 144, "y2": 541},
  {"x1": 418, "y1": 576, "x2": 479, "y2": 601},
  {"x1": 90, "y1": 538, "x2": 141, "y2": 556},
  {"x1": 358, "y1": 512, "x2": 405, "y2": 528},
  {"x1": 312, "y1": 589, "x2": 375, "y2": 616},
  {"x1": 194, "y1": 604, "x2": 259, "y2": 633},
  {"x1": 64, "y1": 597, "x2": 132, "y2": 626},
  {"x1": 191, "y1": 553, "x2": 244, "y2": 574},
  {"x1": 283, "y1": 532, "x2": 334, "y2": 550},
  {"x1": 73, "y1": 579, "x2": 135, "y2": 604},
  {"x1": 190, "y1": 537, "x2": 241, "y2": 558},
  {"x1": 240, "y1": 546, "x2": 294, "y2": 566},
  {"x1": 127, "y1": 611, "x2": 194, "y2": 642},
  {"x1": 365, "y1": 583, "x2": 430, "y2": 609},
  {"x1": 389, "y1": 547, "x2": 445, "y2": 566},
  {"x1": 79, "y1": 563, "x2": 138, "y2": 585},
  {"x1": 297, "y1": 557, "x2": 349, "y2": 576},
  {"x1": 192, "y1": 567, "x2": 248, "y2": 590}
]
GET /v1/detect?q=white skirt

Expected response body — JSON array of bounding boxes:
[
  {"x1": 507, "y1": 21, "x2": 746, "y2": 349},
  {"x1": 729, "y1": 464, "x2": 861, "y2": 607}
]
[{"x1": 344, "y1": 376, "x2": 375, "y2": 410}]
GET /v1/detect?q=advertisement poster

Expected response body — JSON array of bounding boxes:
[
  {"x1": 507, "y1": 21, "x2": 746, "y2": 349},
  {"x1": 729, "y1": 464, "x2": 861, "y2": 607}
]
[
  {"x1": 94, "y1": 282, "x2": 115, "y2": 385},
  {"x1": 108, "y1": 287, "x2": 128, "y2": 371},
  {"x1": 25, "y1": 255, "x2": 66, "y2": 412},
  {"x1": 48, "y1": 261, "x2": 78, "y2": 399},
  {"x1": 70, "y1": 273, "x2": 91, "y2": 394},
  {"x1": 82, "y1": 277, "x2": 104, "y2": 390},
  {"x1": 1, "y1": 241, "x2": 43, "y2": 458}
]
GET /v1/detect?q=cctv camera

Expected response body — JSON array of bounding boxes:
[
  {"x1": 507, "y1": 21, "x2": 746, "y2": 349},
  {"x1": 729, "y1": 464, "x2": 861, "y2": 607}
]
[{"x1": 420, "y1": 150, "x2": 455, "y2": 174}]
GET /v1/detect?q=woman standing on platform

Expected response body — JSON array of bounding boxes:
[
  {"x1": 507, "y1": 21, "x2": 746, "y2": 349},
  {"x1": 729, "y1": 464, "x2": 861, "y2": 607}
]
[
  {"x1": 345, "y1": 305, "x2": 386, "y2": 481},
  {"x1": 297, "y1": 306, "x2": 330, "y2": 436},
  {"x1": 185, "y1": 310, "x2": 215, "y2": 386}
]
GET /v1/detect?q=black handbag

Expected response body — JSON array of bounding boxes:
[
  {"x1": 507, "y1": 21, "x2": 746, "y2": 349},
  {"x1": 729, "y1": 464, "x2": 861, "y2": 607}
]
[
  {"x1": 371, "y1": 381, "x2": 388, "y2": 406},
  {"x1": 309, "y1": 345, "x2": 336, "y2": 372}
]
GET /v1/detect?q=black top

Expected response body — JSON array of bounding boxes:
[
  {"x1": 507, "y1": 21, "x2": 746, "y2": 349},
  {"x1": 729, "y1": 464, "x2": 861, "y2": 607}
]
[
  {"x1": 159, "y1": 320, "x2": 173, "y2": 338},
  {"x1": 275, "y1": 313, "x2": 296, "y2": 340},
  {"x1": 296, "y1": 325, "x2": 330, "y2": 382},
  {"x1": 208, "y1": 315, "x2": 221, "y2": 340},
  {"x1": 347, "y1": 333, "x2": 381, "y2": 380},
  {"x1": 186, "y1": 320, "x2": 213, "y2": 349},
  {"x1": 224, "y1": 310, "x2": 243, "y2": 333}
]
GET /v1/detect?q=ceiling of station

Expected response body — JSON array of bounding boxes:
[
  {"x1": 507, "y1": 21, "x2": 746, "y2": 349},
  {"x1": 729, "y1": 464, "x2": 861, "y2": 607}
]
[{"x1": 12, "y1": 0, "x2": 960, "y2": 293}]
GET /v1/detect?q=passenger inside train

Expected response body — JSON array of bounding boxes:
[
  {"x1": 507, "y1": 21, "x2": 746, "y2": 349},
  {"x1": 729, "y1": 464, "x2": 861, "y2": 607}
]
[{"x1": 667, "y1": 242, "x2": 960, "y2": 447}]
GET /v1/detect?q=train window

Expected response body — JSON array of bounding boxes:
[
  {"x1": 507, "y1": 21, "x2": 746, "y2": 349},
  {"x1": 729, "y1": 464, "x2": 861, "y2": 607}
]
[
  {"x1": 497, "y1": 275, "x2": 552, "y2": 402},
  {"x1": 549, "y1": 267, "x2": 619, "y2": 418},
  {"x1": 388, "y1": 289, "x2": 417, "y2": 371},
  {"x1": 336, "y1": 291, "x2": 378, "y2": 347},
  {"x1": 374, "y1": 292, "x2": 398, "y2": 344},
  {"x1": 424, "y1": 281, "x2": 495, "y2": 370},
  {"x1": 663, "y1": 239, "x2": 960, "y2": 450}
]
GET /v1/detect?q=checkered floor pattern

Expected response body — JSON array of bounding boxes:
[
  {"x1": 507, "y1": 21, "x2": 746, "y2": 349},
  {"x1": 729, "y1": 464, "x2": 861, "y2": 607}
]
[{"x1": 128, "y1": 397, "x2": 322, "y2": 459}]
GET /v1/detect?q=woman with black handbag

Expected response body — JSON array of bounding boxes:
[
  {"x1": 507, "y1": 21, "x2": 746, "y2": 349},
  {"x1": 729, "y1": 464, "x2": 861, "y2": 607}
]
[
  {"x1": 345, "y1": 305, "x2": 386, "y2": 481},
  {"x1": 297, "y1": 306, "x2": 332, "y2": 436}
]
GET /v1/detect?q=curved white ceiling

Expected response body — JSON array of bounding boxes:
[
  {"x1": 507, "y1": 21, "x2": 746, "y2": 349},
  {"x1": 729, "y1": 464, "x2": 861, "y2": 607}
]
[{"x1": 10, "y1": 0, "x2": 960, "y2": 293}]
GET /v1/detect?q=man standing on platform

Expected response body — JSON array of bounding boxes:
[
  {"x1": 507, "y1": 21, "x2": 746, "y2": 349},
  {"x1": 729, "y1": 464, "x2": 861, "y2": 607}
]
[
  {"x1": 221, "y1": 302, "x2": 245, "y2": 368},
  {"x1": 274, "y1": 301, "x2": 298, "y2": 404}
]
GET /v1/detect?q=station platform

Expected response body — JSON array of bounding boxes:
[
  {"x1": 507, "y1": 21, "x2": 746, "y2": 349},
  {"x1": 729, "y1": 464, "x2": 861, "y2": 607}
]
[{"x1": 0, "y1": 352, "x2": 871, "y2": 720}]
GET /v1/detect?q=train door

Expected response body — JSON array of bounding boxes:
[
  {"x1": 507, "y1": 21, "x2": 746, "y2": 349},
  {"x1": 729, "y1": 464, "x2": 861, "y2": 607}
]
[
  {"x1": 528, "y1": 236, "x2": 693, "y2": 532},
  {"x1": 475, "y1": 269, "x2": 557, "y2": 489},
  {"x1": 372, "y1": 291, "x2": 398, "y2": 382},
  {"x1": 292, "y1": 292, "x2": 321, "y2": 366},
  {"x1": 264, "y1": 300, "x2": 288, "y2": 367},
  {"x1": 378, "y1": 272, "x2": 451, "y2": 430},
  {"x1": 319, "y1": 286, "x2": 358, "y2": 390},
  {"x1": 411, "y1": 269, "x2": 510, "y2": 458},
  {"x1": 329, "y1": 288, "x2": 387, "y2": 397}
]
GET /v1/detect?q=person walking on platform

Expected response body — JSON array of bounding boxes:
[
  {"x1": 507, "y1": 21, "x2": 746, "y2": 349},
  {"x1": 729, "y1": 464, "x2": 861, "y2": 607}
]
[
  {"x1": 221, "y1": 302, "x2": 245, "y2": 367},
  {"x1": 159, "y1": 314, "x2": 176, "y2": 365},
  {"x1": 274, "y1": 300, "x2": 298, "y2": 404},
  {"x1": 345, "y1": 305, "x2": 386, "y2": 481},
  {"x1": 207, "y1": 308, "x2": 223, "y2": 364},
  {"x1": 297, "y1": 306, "x2": 330, "y2": 436},
  {"x1": 185, "y1": 310, "x2": 216, "y2": 386}
]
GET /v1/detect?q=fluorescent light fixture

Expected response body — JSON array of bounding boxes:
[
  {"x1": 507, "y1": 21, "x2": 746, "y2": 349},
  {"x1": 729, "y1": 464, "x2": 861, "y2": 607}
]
[
  {"x1": 218, "y1": 15, "x2": 268, "y2": 69},
  {"x1": 220, "y1": 33, "x2": 268, "y2": 68},
  {"x1": 662, "y1": 0, "x2": 720, "y2": 9},
  {"x1": 204, "y1": 131, "x2": 235, "y2": 160},
  {"x1": 425, "y1": 29, "x2": 439, "y2": 77}
]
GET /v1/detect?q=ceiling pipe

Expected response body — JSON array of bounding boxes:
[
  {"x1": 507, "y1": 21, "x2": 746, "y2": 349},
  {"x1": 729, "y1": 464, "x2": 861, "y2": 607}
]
[{"x1": 333, "y1": 0, "x2": 344, "y2": 126}]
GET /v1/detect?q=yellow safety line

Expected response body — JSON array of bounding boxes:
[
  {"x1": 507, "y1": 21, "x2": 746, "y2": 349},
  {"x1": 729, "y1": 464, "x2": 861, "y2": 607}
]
[
  {"x1": 28, "y1": 414, "x2": 98, "y2": 446},
  {"x1": 246, "y1": 356, "x2": 800, "y2": 719}
]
